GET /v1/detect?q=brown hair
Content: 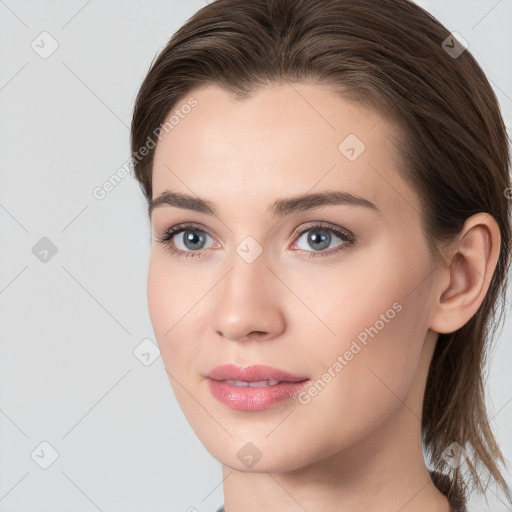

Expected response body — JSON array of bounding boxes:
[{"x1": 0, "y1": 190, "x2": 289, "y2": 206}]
[{"x1": 130, "y1": 0, "x2": 512, "y2": 505}]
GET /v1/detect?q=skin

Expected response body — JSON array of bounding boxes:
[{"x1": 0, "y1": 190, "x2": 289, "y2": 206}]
[{"x1": 147, "y1": 82, "x2": 500, "y2": 512}]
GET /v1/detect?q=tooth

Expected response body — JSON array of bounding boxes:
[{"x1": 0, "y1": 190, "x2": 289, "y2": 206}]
[
  {"x1": 223, "y1": 379, "x2": 281, "y2": 387},
  {"x1": 224, "y1": 380, "x2": 249, "y2": 386},
  {"x1": 248, "y1": 380, "x2": 270, "y2": 387},
  {"x1": 248, "y1": 379, "x2": 281, "y2": 387}
]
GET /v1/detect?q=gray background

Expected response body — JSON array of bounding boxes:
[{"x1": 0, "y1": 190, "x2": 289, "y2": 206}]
[{"x1": 0, "y1": 0, "x2": 510, "y2": 511}]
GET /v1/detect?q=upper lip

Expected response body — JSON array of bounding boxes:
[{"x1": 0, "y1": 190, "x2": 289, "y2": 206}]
[{"x1": 207, "y1": 364, "x2": 308, "y2": 383}]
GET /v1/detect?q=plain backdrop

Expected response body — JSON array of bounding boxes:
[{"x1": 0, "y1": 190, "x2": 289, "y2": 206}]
[{"x1": 0, "y1": 0, "x2": 511, "y2": 511}]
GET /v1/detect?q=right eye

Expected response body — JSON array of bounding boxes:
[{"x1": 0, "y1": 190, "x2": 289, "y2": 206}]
[{"x1": 155, "y1": 223, "x2": 217, "y2": 259}]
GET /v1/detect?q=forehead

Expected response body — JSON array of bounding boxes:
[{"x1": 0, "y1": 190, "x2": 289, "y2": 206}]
[{"x1": 151, "y1": 83, "x2": 419, "y2": 223}]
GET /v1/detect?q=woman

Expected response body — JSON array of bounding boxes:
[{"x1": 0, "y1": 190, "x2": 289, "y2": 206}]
[{"x1": 130, "y1": 0, "x2": 511, "y2": 510}]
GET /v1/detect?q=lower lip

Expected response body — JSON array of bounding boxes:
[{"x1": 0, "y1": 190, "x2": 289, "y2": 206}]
[{"x1": 207, "y1": 378, "x2": 310, "y2": 411}]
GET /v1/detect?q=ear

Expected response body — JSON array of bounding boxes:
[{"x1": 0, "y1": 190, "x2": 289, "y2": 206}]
[{"x1": 429, "y1": 213, "x2": 501, "y2": 334}]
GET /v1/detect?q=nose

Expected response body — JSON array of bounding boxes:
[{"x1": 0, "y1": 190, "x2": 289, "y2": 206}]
[{"x1": 209, "y1": 249, "x2": 286, "y2": 343}]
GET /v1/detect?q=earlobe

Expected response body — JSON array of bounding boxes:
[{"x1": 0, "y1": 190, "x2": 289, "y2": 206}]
[{"x1": 429, "y1": 213, "x2": 500, "y2": 334}]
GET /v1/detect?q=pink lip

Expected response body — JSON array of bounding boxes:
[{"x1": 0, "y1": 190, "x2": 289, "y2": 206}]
[
  {"x1": 207, "y1": 364, "x2": 307, "y2": 382},
  {"x1": 206, "y1": 364, "x2": 310, "y2": 411}
]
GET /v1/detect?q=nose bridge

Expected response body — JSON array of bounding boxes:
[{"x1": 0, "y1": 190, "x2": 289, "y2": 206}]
[
  {"x1": 222, "y1": 237, "x2": 272, "y2": 305},
  {"x1": 220, "y1": 213, "x2": 273, "y2": 288},
  {"x1": 209, "y1": 236, "x2": 285, "y2": 340}
]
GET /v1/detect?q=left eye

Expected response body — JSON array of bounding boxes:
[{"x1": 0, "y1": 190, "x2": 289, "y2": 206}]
[
  {"x1": 155, "y1": 222, "x2": 354, "y2": 259},
  {"x1": 292, "y1": 224, "x2": 353, "y2": 255}
]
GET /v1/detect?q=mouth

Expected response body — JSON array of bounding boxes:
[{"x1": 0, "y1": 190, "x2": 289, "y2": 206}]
[
  {"x1": 206, "y1": 363, "x2": 308, "y2": 383},
  {"x1": 205, "y1": 364, "x2": 310, "y2": 411}
]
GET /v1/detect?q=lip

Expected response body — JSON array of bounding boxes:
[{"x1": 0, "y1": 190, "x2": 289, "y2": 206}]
[
  {"x1": 207, "y1": 364, "x2": 308, "y2": 383},
  {"x1": 206, "y1": 364, "x2": 310, "y2": 411}
]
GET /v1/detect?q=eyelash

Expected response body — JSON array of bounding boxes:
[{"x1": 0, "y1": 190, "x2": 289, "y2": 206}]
[{"x1": 154, "y1": 222, "x2": 355, "y2": 260}]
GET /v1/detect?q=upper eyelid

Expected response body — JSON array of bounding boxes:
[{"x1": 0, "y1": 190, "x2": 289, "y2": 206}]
[{"x1": 294, "y1": 221, "x2": 352, "y2": 236}]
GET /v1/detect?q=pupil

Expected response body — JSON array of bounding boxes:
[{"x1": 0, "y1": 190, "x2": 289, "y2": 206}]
[
  {"x1": 309, "y1": 230, "x2": 329, "y2": 250},
  {"x1": 185, "y1": 230, "x2": 204, "y2": 249}
]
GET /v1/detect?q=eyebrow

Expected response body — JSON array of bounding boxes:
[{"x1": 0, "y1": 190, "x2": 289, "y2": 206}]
[{"x1": 148, "y1": 189, "x2": 379, "y2": 217}]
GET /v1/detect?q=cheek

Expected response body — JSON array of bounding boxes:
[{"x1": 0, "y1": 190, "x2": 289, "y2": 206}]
[
  {"x1": 284, "y1": 296, "x2": 429, "y2": 463},
  {"x1": 146, "y1": 252, "x2": 205, "y2": 371},
  {"x1": 295, "y1": 249, "x2": 432, "y2": 437},
  {"x1": 147, "y1": 248, "x2": 209, "y2": 331},
  {"x1": 147, "y1": 254, "x2": 171, "y2": 340}
]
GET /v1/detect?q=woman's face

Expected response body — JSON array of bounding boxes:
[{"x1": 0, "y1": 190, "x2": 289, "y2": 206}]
[{"x1": 147, "y1": 82, "x2": 441, "y2": 472}]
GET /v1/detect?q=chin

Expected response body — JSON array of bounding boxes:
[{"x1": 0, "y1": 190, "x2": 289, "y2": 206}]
[{"x1": 198, "y1": 431, "x2": 327, "y2": 474}]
